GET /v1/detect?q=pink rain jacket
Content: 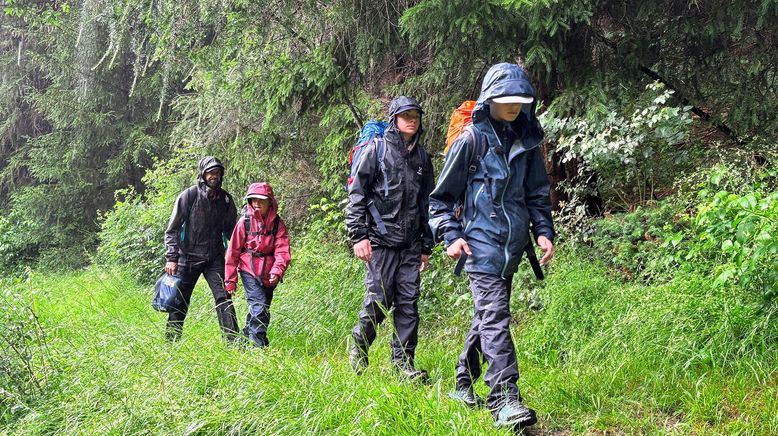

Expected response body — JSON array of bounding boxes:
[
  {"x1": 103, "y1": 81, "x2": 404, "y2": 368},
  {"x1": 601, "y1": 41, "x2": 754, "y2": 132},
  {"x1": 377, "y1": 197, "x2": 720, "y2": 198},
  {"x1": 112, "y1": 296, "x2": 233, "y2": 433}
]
[{"x1": 225, "y1": 183, "x2": 291, "y2": 290}]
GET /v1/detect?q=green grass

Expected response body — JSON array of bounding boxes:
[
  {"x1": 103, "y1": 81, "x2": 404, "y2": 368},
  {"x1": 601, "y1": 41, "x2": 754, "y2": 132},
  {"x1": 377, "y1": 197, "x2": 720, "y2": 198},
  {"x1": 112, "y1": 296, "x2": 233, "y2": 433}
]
[{"x1": 2, "y1": 242, "x2": 776, "y2": 434}]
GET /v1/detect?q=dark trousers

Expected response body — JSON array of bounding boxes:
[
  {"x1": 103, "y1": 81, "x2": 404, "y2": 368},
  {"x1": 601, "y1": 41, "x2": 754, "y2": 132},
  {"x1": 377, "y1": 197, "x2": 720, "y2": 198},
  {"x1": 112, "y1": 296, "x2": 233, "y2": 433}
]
[
  {"x1": 455, "y1": 272, "x2": 520, "y2": 409},
  {"x1": 351, "y1": 244, "x2": 422, "y2": 365},
  {"x1": 166, "y1": 257, "x2": 239, "y2": 341},
  {"x1": 239, "y1": 272, "x2": 274, "y2": 347}
]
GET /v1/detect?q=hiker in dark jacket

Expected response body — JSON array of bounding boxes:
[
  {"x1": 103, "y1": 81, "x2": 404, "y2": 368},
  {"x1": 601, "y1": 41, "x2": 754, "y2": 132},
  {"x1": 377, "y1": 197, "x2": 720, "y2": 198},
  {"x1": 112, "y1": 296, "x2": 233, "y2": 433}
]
[
  {"x1": 163, "y1": 156, "x2": 239, "y2": 341},
  {"x1": 346, "y1": 96, "x2": 436, "y2": 380},
  {"x1": 225, "y1": 182, "x2": 291, "y2": 347},
  {"x1": 429, "y1": 63, "x2": 555, "y2": 428}
]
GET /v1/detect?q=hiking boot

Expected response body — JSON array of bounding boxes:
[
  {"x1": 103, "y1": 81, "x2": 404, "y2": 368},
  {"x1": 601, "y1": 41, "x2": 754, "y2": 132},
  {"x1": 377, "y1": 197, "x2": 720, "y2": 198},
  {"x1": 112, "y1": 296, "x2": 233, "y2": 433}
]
[
  {"x1": 448, "y1": 387, "x2": 484, "y2": 408},
  {"x1": 349, "y1": 346, "x2": 368, "y2": 375},
  {"x1": 394, "y1": 362, "x2": 429, "y2": 383},
  {"x1": 493, "y1": 400, "x2": 537, "y2": 428}
]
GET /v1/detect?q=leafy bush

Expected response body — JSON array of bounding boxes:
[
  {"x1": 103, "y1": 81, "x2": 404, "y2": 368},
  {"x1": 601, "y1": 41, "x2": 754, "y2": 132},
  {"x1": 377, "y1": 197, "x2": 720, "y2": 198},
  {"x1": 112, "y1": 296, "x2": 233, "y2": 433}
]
[
  {"x1": 541, "y1": 81, "x2": 693, "y2": 208},
  {"x1": 586, "y1": 200, "x2": 690, "y2": 281},
  {"x1": 301, "y1": 196, "x2": 349, "y2": 247},
  {"x1": 0, "y1": 277, "x2": 52, "y2": 424},
  {"x1": 0, "y1": 215, "x2": 37, "y2": 278},
  {"x1": 581, "y1": 160, "x2": 778, "y2": 307},
  {"x1": 97, "y1": 158, "x2": 192, "y2": 285},
  {"x1": 689, "y1": 171, "x2": 778, "y2": 302}
]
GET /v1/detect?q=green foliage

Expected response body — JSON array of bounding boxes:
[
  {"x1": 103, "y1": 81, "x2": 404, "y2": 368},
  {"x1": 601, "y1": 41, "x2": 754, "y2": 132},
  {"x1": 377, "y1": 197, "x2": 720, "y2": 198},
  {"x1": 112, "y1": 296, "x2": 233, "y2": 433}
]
[
  {"x1": 96, "y1": 156, "x2": 193, "y2": 284},
  {"x1": 3, "y1": 246, "x2": 777, "y2": 433},
  {"x1": 542, "y1": 81, "x2": 693, "y2": 207},
  {"x1": 1, "y1": 0, "x2": 171, "y2": 268},
  {"x1": 302, "y1": 196, "x2": 349, "y2": 247},
  {"x1": 690, "y1": 170, "x2": 778, "y2": 301},
  {"x1": 0, "y1": 277, "x2": 52, "y2": 425},
  {"x1": 581, "y1": 159, "x2": 778, "y2": 307},
  {"x1": 0, "y1": 215, "x2": 36, "y2": 278},
  {"x1": 586, "y1": 200, "x2": 690, "y2": 281},
  {"x1": 5, "y1": 0, "x2": 778, "y2": 269}
]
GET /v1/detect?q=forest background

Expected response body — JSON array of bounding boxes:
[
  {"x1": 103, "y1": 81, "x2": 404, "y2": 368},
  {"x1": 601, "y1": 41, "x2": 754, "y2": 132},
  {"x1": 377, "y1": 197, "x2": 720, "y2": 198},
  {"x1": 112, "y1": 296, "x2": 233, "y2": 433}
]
[{"x1": 1, "y1": 0, "x2": 777, "y2": 434}]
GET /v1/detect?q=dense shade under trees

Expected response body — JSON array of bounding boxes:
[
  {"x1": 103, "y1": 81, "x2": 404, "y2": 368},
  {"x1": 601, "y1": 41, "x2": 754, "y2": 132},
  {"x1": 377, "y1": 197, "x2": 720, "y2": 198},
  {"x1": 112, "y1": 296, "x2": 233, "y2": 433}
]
[{"x1": 1, "y1": 0, "x2": 777, "y2": 271}]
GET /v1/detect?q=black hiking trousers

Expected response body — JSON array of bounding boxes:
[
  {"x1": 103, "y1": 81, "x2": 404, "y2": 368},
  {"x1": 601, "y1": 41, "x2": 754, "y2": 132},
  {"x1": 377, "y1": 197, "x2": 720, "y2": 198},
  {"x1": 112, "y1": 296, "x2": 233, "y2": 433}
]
[
  {"x1": 352, "y1": 244, "x2": 422, "y2": 366},
  {"x1": 166, "y1": 256, "x2": 239, "y2": 341},
  {"x1": 455, "y1": 273, "x2": 521, "y2": 411}
]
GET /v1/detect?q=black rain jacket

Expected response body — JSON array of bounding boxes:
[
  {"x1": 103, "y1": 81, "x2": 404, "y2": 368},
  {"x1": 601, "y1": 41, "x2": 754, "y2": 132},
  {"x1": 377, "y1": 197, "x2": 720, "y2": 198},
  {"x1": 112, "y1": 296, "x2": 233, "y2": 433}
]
[
  {"x1": 164, "y1": 156, "x2": 238, "y2": 263},
  {"x1": 346, "y1": 96, "x2": 436, "y2": 254}
]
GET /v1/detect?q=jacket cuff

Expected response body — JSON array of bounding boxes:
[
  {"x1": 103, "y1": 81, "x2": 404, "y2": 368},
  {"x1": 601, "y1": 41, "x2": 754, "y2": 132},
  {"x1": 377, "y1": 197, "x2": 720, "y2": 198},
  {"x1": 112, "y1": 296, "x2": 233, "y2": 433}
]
[
  {"x1": 224, "y1": 282, "x2": 237, "y2": 291},
  {"x1": 533, "y1": 227, "x2": 554, "y2": 242},
  {"x1": 350, "y1": 229, "x2": 368, "y2": 244},
  {"x1": 443, "y1": 230, "x2": 464, "y2": 248}
]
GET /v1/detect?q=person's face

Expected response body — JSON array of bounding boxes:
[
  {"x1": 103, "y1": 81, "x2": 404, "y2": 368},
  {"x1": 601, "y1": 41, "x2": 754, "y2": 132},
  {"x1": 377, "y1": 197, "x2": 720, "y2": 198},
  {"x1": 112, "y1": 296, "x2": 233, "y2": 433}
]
[
  {"x1": 489, "y1": 102, "x2": 523, "y2": 123},
  {"x1": 250, "y1": 197, "x2": 271, "y2": 216},
  {"x1": 396, "y1": 110, "x2": 421, "y2": 139},
  {"x1": 204, "y1": 168, "x2": 222, "y2": 188}
]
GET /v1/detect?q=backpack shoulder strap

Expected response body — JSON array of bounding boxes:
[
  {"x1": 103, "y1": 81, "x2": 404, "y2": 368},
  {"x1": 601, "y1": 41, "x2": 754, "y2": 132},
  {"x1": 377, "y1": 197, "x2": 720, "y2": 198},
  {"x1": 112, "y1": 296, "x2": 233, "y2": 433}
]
[
  {"x1": 270, "y1": 216, "x2": 280, "y2": 236},
  {"x1": 180, "y1": 186, "x2": 199, "y2": 243},
  {"x1": 463, "y1": 124, "x2": 486, "y2": 175},
  {"x1": 184, "y1": 185, "x2": 199, "y2": 218},
  {"x1": 374, "y1": 136, "x2": 389, "y2": 197},
  {"x1": 463, "y1": 123, "x2": 496, "y2": 217},
  {"x1": 243, "y1": 208, "x2": 251, "y2": 234}
]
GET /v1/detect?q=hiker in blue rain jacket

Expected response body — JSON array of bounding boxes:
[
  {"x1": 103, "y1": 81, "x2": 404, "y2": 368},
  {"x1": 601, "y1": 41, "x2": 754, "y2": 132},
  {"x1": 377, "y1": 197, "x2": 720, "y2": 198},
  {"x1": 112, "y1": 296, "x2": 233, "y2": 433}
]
[
  {"x1": 429, "y1": 63, "x2": 555, "y2": 428},
  {"x1": 345, "y1": 96, "x2": 436, "y2": 380}
]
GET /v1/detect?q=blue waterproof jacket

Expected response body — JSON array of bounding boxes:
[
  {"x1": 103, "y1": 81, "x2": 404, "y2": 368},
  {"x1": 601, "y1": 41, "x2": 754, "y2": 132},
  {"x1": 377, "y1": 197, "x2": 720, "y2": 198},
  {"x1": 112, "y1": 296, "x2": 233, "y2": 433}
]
[{"x1": 429, "y1": 63, "x2": 554, "y2": 278}]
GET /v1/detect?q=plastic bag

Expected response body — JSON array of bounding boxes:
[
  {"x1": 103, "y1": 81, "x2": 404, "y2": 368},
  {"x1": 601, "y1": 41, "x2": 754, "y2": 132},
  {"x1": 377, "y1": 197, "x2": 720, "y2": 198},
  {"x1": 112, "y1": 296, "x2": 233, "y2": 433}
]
[{"x1": 152, "y1": 272, "x2": 185, "y2": 312}]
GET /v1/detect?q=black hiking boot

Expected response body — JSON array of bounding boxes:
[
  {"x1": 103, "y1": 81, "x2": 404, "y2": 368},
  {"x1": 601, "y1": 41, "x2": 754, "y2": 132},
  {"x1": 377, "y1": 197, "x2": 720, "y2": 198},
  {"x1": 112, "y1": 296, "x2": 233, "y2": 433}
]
[
  {"x1": 394, "y1": 361, "x2": 429, "y2": 383},
  {"x1": 349, "y1": 346, "x2": 368, "y2": 375},
  {"x1": 448, "y1": 386, "x2": 484, "y2": 408}
]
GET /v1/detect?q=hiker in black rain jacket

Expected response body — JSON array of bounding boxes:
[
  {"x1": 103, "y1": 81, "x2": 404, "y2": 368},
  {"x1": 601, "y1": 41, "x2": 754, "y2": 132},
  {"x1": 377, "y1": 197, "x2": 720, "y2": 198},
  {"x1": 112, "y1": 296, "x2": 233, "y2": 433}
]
[
  {"x1": 346, "y1": 96, "x2": 435, "y2": 380},
  {"x1": 163, "y1": 156, "x2": 239, "y2": 341},
  {"x1": 429, "y1": 63, "x2": 555, "y2": 428}
]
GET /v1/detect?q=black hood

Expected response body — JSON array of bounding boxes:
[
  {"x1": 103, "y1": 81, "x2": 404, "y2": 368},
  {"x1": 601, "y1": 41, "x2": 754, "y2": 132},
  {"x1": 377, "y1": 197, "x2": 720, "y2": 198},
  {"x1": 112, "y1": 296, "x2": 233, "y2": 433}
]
[
  {"x1": 385, "y1": 96, "x2": 425, "y2": 149},
  {"x1": 197, "y1": 156, "x2": 225, "y2": 191}
]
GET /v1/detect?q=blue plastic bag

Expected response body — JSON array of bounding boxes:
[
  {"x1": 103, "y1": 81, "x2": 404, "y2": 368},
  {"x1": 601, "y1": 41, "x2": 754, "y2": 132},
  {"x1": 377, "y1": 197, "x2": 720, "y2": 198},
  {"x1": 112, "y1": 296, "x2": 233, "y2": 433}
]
[{"x1": 152, "y1": 272, "x2": 185, "y2": 313}]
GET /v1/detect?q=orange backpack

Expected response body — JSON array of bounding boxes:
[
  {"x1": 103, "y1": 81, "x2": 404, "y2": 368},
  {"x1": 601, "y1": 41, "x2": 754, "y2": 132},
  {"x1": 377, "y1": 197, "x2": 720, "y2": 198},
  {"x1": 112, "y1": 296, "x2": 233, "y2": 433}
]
[{"x1": 443, "y1": 100, "x2": 477, "y2": 156}]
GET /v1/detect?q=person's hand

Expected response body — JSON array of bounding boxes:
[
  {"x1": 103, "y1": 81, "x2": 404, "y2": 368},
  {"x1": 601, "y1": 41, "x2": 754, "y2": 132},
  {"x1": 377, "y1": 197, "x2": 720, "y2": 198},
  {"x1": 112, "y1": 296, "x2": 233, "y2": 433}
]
[
  {"x1": 268, "y1": 274, "x2": 280, "y2": 286},
  {"x1": 446, "y1": 238, "x2": 471, "y2": 260},
  {"x1": 165, "y1": 261, "x2": 177, "y2": 276},
  {"x1": 225, "y1": 282, "x2": 237, "y2": 295},
  {"x1": 419, "y1": 254, "x2": 430, "y2": 272},
  {"x1": 353, "y1": 239, "x2": 372, "y2": 262},
  {"x1": 537, "y1": 235, "x2": 554, "y2": 265}
]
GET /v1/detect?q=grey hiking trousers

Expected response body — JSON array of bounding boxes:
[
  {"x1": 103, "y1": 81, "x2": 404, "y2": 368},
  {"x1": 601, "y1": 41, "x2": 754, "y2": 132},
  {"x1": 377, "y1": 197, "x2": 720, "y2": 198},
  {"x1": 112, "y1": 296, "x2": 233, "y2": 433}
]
[
  {"x1": 455, "y1": 273, "x2": 521, "y2": 410},
  {"x1": 351, "y1": 244, "x2": 422, "y2": 365}
]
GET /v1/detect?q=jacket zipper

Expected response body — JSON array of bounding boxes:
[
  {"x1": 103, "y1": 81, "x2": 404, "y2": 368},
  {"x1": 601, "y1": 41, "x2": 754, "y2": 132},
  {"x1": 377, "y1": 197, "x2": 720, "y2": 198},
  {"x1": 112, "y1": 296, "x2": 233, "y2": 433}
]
[
  {"x1": 464, "y1": 184, "x2": 484, "y2": 233},
  {"x1": 488, "y1": 118, "x2": 514, "y2": 278}
]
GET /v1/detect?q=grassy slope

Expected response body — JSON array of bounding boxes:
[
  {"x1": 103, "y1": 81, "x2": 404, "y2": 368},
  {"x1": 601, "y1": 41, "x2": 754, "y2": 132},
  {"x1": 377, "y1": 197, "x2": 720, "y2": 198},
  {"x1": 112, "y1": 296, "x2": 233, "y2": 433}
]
[{"x1": 4, "y1": 242, "x2": 777, "y2": 435}]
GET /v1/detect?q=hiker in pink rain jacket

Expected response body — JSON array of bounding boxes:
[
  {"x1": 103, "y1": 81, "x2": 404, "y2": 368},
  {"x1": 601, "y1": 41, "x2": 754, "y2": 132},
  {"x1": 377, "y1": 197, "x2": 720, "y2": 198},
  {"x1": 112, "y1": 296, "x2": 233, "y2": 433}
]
[{"x1": 225, "y1": 182, "x2": 291, "y2": 346}]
